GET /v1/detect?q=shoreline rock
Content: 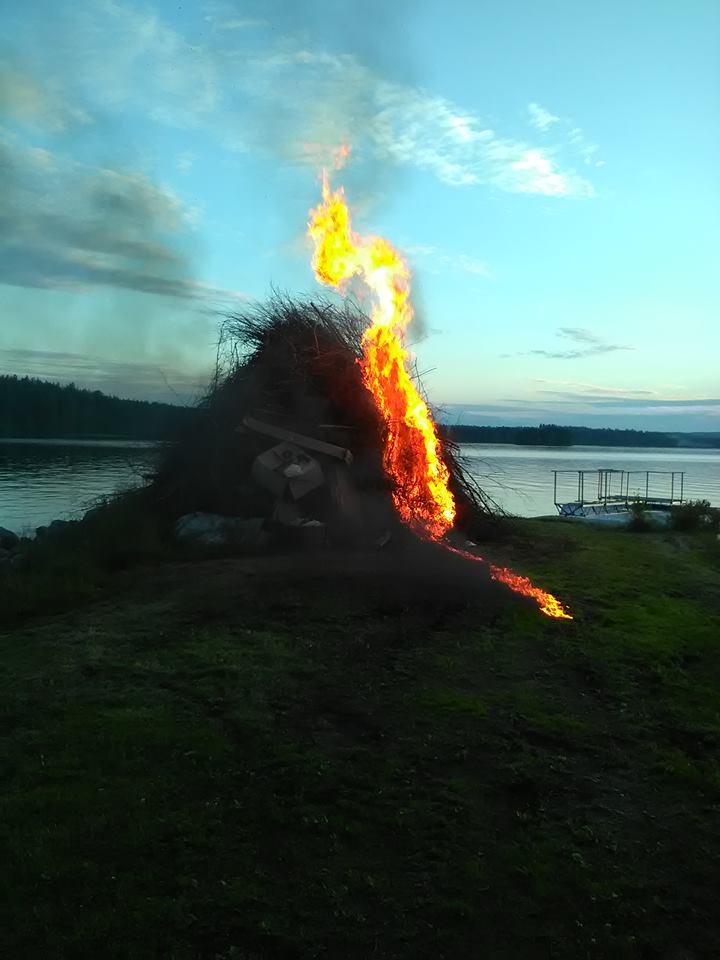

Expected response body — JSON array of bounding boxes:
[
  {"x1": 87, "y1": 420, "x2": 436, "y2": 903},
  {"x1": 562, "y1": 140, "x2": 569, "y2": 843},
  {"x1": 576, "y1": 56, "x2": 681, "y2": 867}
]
[
  {"x1": 175, "y1": 512, "x2": 269, "y2": 548},
  {"x1": 0, "y1": 526, "x2": 20, "y2": 550}
]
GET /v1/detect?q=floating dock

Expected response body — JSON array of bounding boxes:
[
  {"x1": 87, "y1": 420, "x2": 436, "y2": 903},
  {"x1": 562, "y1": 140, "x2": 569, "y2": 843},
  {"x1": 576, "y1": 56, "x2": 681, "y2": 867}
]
[{"x1": 553, "y1": 468, "x2": 685, "y2": 517}]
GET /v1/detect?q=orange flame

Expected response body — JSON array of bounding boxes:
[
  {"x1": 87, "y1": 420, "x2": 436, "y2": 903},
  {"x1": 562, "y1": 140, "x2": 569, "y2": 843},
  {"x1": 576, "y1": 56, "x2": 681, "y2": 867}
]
[
  {"x1": 307, "y1": 164, "x2": 572, "y2": 620},
  {"x1": 489, "y1": 564, "x2": 572, "y2": 619},
  {"x1": 446, "y1": 546, "x2": 573, "y2": 620},
  {"x1": 308, "y1": 171, "x2": 454, "y2": 540}
]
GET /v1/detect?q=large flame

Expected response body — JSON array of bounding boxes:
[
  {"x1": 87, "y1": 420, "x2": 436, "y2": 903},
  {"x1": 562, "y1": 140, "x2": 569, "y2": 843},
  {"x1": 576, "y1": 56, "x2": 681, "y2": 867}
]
[
  {"x1": 307, "y1": 163, "x2": 572, "y2": 620},
  {"x1": 309, "y1": 172, "x2": 454, "y2": 540}
]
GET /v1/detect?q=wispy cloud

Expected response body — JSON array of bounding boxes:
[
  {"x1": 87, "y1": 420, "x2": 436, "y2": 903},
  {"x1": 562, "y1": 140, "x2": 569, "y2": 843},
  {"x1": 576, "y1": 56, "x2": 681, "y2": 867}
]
[
  {"x1": 441, "y1": 399, "x2": 720, "y2": 432},
  {"x1": 0, "y1": 130, "x2": 246, "y2": 305},
  {"x1": 503, "y1": 327, "x2": 633, "y2": 360},
  {"x1": 538, "y1": 392, "x2": 720, "y2": 409},
  {"x1": 0, "y1": 348, "x2": 209, "y2": 402},
  {"x1": 531, "y1": 378, "x2": 656, "y2": 398},
  {"x1": 0, "y1": 57, "x2": 92, "y2": 131},
  {"x1": 175, "y1": 151, "x2": 194, "y2": 173},
  {"x1": 10, "y1": 3, "x2": 598, "y2": 200},
  {"x1": 525, "y1": 101, "x2": 605, "y2": 168},
  {"x1": 202, "y1": 1, "x2": 268, "y2": 32},
  {"x1": 527, "y1": 102, "x2": 559, "y2": 131},
  {"x1": 320, "y1": 68, "x2": 594, "y2": 196},
  {"x1": 526, "y1": 380, "x2": 720, "y2": 413},
  {"x1": 207, "y1": 17, "x2": 268, "y2": 31},
  {"x1": 405, "y1": 245, "x2": 494, "y2": 279}
]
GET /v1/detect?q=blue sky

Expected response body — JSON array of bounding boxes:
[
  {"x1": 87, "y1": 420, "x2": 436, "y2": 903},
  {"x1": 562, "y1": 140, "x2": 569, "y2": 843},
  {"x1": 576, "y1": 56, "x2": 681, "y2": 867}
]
[{"x1": 1, "y1": 0, "x2": 718, "y2": 430}]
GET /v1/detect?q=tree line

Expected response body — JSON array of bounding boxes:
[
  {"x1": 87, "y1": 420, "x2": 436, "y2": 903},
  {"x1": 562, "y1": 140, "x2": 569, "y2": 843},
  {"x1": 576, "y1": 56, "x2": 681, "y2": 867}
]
[
  {"x1": 0, "y1": 376, "x2": 687, "y2": 447},
  {"x1": 0, "y1": 376, "x2": 195, "y2": 440}
]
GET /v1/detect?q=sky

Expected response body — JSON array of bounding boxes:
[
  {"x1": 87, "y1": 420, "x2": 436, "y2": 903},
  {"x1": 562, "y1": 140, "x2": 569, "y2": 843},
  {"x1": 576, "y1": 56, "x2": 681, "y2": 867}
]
[{"x1": 1, "y1": 0, "x2": 718, "y2": 430}]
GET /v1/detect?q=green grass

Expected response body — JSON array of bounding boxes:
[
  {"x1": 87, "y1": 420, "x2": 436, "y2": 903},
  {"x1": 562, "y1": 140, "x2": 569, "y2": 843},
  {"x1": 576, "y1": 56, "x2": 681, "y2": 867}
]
[{"x1": 1, "y1": 521, "x2": 719, "y2": 959}]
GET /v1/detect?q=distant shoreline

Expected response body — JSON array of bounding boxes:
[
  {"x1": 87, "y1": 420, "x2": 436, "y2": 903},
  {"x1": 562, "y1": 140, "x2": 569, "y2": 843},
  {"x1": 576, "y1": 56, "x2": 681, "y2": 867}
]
[
  {"x1": 445, "y1": 424, "x2": 720, "y2": 450},
  {"x1": 0, "y1": 437, "x2": 165, "y2": 448},
  {"x1": 3, "y1": 434, "x2": 720, "y2": 451}
]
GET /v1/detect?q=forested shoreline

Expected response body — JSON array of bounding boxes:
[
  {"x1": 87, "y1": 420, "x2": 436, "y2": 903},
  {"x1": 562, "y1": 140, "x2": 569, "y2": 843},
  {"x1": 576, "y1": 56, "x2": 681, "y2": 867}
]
[
  {"x1": 446, "y1": 423, "x2": 682, "y2": 447},
  {"x1": 0, "y1": 376, "x2": 195, "y2": 440},
  {"x1": 1, "y1": 375, "x2": 717, "y2": 447}
]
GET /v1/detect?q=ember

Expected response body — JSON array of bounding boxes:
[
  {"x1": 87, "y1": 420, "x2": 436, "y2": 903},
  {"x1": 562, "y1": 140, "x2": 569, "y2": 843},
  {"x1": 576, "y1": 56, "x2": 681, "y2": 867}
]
[{"x1": 307, "y1": 159, "x2": 573, "y2": 621}]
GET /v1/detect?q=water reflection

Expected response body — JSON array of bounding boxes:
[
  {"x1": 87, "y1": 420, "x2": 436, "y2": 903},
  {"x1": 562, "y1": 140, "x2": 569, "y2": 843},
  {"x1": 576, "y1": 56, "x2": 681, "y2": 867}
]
[
  {"x1": 460, "y1": 444, "x2": 720, "y2": 516},
  {"x1": 1, "y1": 439, "x2": 718, "y2": 533},
  {"x1": 0, "y1": 439, "x2": 161, "y2": 534}
]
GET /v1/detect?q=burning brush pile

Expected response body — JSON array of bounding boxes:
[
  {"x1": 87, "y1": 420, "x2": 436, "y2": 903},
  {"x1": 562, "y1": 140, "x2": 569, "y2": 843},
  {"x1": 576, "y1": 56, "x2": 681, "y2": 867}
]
[
  {"x1": 149, "y1": 161, "x2": 572, "y2": 620},
  {"x1": 152, "y1": 295, "x2": 494, "y2": 542}
]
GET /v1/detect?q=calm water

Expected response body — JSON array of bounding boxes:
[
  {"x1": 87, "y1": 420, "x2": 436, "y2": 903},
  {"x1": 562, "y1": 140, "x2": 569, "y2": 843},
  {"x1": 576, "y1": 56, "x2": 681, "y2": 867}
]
[
  {"x1": 1, "y1": 439, "x2": 718, "y2": 534},
  {"x1": 460, "y1": 444, "x2": 720, "y2": 516},
  {"x1": 0, "y1": 439, "x2": 162, "y2": 535}
]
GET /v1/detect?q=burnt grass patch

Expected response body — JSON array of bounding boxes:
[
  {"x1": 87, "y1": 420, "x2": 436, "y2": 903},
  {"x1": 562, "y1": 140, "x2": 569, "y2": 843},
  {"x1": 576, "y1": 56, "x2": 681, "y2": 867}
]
[{"x1": 2, "y1": 520, "x2": 719, "y2": 959}]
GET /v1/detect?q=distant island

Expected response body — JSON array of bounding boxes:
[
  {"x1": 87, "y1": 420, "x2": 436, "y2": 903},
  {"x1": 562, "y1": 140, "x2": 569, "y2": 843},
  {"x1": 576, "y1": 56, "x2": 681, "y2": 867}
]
[
  {"x1": 446, "y1": 424, "x2": 720, "y2": 448},
  {"x1": 1, "y1": 376, "x2": 719, "y2": 448}
]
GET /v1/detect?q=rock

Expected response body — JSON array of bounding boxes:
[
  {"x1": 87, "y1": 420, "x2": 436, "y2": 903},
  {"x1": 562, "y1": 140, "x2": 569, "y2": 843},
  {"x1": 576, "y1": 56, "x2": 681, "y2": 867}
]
[
  {"x1": 286, "y1": 518, "x2": 326, "y2": 549},
  {"x1": 0, "y1": 546, "x2": 11, "y2": 563},
  {"x1": 34, "y1": 519, "x2": 76, "y2": 541},
  {"x1": 47, "y1": 519, "x2": 75, "y2": 538},
  {"x1": 175, "y1": 512, "x2": 267, "y2": 548},
  {"x1": 0, "y1": 526, "x2": 19, "y2": 550}
]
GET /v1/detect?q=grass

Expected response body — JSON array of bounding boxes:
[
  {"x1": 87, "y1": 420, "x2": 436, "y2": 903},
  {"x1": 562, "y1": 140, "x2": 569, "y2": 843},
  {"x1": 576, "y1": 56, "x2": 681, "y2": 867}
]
[{"x1": 1, "y1": 520, "x2": 719, "y2": 959}]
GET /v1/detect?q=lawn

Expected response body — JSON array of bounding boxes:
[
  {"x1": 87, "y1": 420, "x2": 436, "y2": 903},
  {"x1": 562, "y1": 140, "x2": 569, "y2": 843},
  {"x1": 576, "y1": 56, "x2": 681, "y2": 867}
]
[{"x1": 2, "y1": 520, "x2": 719, "y2": 959}]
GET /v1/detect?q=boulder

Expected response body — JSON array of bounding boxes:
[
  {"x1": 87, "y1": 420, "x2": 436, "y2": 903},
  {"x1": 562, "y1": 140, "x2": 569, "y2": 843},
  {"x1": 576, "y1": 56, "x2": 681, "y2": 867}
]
[
  {"x1": 175, "y1": 512, "x2": 267, "y2": 548},
  {"x1": 47, "y1": 519, "x2": 76, "y2": 538},
  {"x1": 0, "y1": 526, "x2": 19, "y2": 550},
  {"x1": 0, "y1": 546, "x2": 11, "y2": 564},
  {"x1": 34, "y1": 519, "x2": 77, "y2": 541}
]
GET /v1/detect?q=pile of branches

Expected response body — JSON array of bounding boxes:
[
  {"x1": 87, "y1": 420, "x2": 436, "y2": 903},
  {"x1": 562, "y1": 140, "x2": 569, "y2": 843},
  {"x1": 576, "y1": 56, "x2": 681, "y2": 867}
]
[{"x1": 149, "y1": 295, "x2": 502, "y2": 538}]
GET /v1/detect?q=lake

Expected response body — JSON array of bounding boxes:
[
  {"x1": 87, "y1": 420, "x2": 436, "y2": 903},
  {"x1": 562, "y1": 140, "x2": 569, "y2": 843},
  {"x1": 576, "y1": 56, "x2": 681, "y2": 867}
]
[
  {"x1": 459, "y1": 444, "x2": 720, "y2": 517},
  {"x1": 0, "y1": 439, "x2": 162, "y2": 535},
  {"x1": 1, "y1": 439, "x2": 718, "y2": 534}
]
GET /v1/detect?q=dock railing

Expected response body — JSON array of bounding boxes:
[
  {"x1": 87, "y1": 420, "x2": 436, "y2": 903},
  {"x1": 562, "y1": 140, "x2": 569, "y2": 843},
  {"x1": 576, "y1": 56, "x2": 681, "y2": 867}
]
[{"x1": 553, "y1": 469, "x2": 685, "y2": 516}]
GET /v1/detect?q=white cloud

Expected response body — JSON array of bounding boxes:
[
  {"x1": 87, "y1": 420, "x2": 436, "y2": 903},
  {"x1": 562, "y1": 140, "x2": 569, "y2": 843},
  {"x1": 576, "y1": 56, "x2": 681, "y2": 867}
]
[
  {"x1": 202, "y1": 1, "x2": 268, "y2": 32},
  {"x1": 6, "y1": 3, "x2": 598, "y2": 199},
  {"x1": 568, "y1": 125, "x2": 600, "y2": 162},
  {"x1": 176, "y1": 152, "x2": 194, "y2": 173},
  {"x1": 405, "y1": 245, "x2": 494, "y2": 279},
  {"x1": 527, "y1": 102, "x2": 559, "y2": 131},
  {"x1": 455, "y1": 254, "x2": 494, "y2": 278},
  {"x1": 0, "y1": 59, "x2": 92, "y2": 131},
  {"x1": 210, "y1": 18, "x2": 268, "y2": 30},
  {"x1": 230, "y1": 50, "x2": 595, "y2": 195},
  {"x1": 510, "y1": 149, "x2": 587, "y2": 197}
]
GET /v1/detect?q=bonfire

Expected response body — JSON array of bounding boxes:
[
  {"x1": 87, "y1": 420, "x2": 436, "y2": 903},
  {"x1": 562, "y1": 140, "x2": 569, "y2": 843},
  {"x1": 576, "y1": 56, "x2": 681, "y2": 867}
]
[
  {"x1": 306, "y1": 158, "x2": 571, "y2": 620},
  {"x1": 150, "y1": 154, "x2": 572, "y2": 621}
]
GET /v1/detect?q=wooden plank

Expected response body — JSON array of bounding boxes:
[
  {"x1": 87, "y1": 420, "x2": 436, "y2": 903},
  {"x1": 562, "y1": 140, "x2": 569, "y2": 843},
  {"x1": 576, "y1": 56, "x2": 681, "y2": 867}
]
[{"x1": 240, "y1": 416, "x2": 353, "y2": 464}]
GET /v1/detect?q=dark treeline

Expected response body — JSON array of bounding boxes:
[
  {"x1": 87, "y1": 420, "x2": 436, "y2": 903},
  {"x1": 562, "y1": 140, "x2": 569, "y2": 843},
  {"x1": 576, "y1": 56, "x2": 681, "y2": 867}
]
[
  {"x1": 0, "y1": 376, "x2": 195, "y2": 440},
  {"x1": 446, "y1": 423, "x2": 679, "y2": 447},
  {"x1": 0, "y1": 376, "x2": 705, "y2": 449}
]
